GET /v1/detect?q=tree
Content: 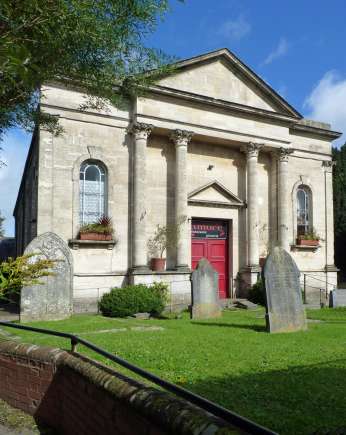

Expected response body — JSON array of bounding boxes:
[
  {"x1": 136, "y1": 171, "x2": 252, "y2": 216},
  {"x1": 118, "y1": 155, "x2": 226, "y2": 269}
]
[
  {"x1": 332, "y1": 144, "x2": 346, "y2": 281},
  {"x1": 0, "y1": 212, "x2": 4, "y2": 238},
  {"x1": 0, "y1": 254, "x2": 56, "y2": 301},
  {"x1": 0, "y1": 0, "x2": 179, "y2": 139}
]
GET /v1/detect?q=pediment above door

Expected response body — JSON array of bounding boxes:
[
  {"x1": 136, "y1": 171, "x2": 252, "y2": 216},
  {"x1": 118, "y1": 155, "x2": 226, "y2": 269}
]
[{"x1": 188, "y1": 180, "x2": 245, "y2": 208}]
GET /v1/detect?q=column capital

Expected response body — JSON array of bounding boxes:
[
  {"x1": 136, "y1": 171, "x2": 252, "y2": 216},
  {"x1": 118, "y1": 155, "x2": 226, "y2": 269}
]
[
  {"x1": 322, "y1": 160, "x2": 336, "y2": 173},
  {"x1": 275, "y1": 147, "x2": 294, "y2": 162},
  {"x1": 241, "y1": 142, "x2": 264, "y2": 158},
  {"x1": 128, "y1": 122, "x2": 154, "y2": 140},
  {"x1": 170, "y1": 129, "x2": 194, "y2": 147}
]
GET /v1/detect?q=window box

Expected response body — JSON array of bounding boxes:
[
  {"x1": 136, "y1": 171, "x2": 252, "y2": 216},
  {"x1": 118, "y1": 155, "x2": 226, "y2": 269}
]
[
  {"x1": 79, "y1": 232, "x2": 112, "y2": 241},
  {"x1": 296, "y1": 238, "x2": 319, "y2": 247},
  {"x1": 69, "y1": 239, "x2": 116, "y2": 250}
]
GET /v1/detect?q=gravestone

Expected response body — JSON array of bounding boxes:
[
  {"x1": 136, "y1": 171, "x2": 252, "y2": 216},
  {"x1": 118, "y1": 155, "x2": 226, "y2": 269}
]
[
  {"x1": 329, "y1": 289, "x2": 346, "y2": 308},
  {"x1": 264, "y1": 247, "x2": 307, "y2": 333},
  {"x1": 20, "y1": 232, "x2": 73, "y2": 322},
  {"x1": 191, "y1": 258, "x2": 221, "y2": 319}
]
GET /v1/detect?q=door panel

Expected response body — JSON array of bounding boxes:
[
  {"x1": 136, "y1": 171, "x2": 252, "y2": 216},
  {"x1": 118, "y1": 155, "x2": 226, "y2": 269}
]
[
  {"x1": 191, "y1": 240, "x2": 208, "y2": 271},
  {"x1": 191, "y1": 220, "x2": 230, "y2": 299},
  {"x1": 208, "y1": 240, "x2": 227, "y2": 299}
]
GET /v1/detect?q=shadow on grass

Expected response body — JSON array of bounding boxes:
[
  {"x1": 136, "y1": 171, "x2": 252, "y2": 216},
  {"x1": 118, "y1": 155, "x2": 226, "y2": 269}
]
[
  {"x1": 191, "y1": 321, "x2": 266, "y2": 332},
  {"x1": 182, "y1": 361, "x2": 346, "y2": 435}
]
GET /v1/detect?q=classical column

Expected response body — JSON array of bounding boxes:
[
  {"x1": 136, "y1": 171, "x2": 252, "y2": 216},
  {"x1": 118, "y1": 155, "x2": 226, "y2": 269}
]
[
  {"x1": 322, "y1": 160, "x2": 337, "y2": 276},
  {"x1": 243, "y1": 142, "x2": 263, "y2": 268},
  {"x1": 277, "y1": 147, "x2": 293, "y2": 251},
  {"x1": 129, "y1": 122, "x2": 154, "y2": 271},
  {"x1": 170, "y1": 129, "x2": 194, "y2": 271}
]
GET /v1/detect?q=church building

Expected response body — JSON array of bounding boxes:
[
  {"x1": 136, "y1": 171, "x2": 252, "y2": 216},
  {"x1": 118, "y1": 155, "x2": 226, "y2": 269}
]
[{"x1": 14, "y1": 48, "x2": 341, "y2": 311}]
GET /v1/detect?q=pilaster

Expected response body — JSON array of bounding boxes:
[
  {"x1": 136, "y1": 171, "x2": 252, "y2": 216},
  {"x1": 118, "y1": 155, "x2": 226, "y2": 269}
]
[
  {"x1": 276, "y1": 147, "x2": 293, "y2": 252},
  {"x1": 129, "y1": 122, "x2": 154, "y2": 271},
  {"x1": 170, "y1": 129, "x2": 194, "y2": 271}
]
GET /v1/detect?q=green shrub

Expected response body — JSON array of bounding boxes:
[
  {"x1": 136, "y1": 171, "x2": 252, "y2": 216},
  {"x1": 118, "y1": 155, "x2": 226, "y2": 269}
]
[
  {"x1": 99, "y1": 282, "x2": 168, "y2": 318},
  {"x1": 248, "y1": 279, "x2": 266, "y2": 306}
]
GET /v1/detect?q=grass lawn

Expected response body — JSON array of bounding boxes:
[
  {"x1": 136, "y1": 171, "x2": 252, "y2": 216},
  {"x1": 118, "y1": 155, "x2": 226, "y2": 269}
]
[{"x1": 2, "y1": 308, "x2": 346, "y2": 435}]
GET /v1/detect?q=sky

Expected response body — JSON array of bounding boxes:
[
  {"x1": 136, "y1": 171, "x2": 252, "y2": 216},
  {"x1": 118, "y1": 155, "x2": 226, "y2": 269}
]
[{"x1": 1, "y1": 0, "x2": 346, "y2": 237}]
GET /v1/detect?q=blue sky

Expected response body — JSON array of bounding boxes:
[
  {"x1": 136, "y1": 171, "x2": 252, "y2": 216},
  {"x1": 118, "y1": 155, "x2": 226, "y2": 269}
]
[{"x1": 1, "y1": 0, "x2": 346, "y2": 236}]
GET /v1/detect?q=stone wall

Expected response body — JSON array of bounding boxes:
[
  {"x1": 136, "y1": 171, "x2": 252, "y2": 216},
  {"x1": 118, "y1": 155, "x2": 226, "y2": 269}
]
[{"x1": 0, "y1": 340, "x2": 242, "y2": 434}]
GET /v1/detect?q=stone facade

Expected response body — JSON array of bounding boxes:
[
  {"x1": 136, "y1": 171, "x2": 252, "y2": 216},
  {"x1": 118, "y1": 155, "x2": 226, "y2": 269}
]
[{"x1": 14, "y1": 48, "x2": 341, "y2": 312}]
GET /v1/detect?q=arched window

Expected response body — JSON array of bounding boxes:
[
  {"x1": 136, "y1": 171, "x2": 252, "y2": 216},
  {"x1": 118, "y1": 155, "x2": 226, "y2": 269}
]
[
  {"x1": 297, "y1": 185, "x2": 312, "y2": 236},
  {"x1": 79, "y1": 161, "x2": 106, "y2": 224}
]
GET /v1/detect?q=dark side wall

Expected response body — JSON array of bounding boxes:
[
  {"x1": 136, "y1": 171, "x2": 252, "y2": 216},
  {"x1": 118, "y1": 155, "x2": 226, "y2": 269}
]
[{"x1": 13, "y1": 128, "x2": 39, "y2": 256}]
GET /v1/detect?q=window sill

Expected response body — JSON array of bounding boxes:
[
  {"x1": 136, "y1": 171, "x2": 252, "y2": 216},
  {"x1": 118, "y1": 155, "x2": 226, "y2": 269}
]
[
  {"x1": 68, "y1": 239, "x2": 116, "y2": 250},
  {"x1": 290, "y1": 244, "x2": 321, "y2": 252}
]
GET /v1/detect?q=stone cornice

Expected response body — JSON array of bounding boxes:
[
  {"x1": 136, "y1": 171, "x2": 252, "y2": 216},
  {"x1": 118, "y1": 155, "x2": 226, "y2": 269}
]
[
  {"x1": 148, "y1": 84, "x2": 298, "y2": 124},
  {"x1": 290, "y1": 123, "x2": 342, "y2": 140},
  {"x1": 44, "y1": 79, "x2": 341, "y2": 140}
]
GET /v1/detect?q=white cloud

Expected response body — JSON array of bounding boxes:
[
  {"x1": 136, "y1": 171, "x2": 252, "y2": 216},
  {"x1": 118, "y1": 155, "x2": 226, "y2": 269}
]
[
  {"x1": 262, "y1": 37, "x2": 289, "y2": 66},
  {"x1": 218, "y1": 15, "x2": 251, "y2": 41},
  {"x1": 304, "y1": 71, "x2": 346, "y2": 146},
  {"x1": 0, "y1": 129, "x2": 31, "y2": 236}
]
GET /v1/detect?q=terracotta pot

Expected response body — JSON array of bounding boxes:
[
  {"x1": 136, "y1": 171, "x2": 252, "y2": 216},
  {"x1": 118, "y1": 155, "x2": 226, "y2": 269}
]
[
  {"x1": 150, "y1": 258, "x2": 166, "y2": 272},
  {"x1": 296, "y1": 238, "x2": 319, "y2": 246},
  {"x1": 79, "y1": 232, "x2": 112, "y2": 241}
]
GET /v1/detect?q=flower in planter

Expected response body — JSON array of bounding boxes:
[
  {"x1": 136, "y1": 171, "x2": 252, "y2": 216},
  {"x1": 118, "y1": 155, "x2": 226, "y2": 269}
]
[
  {"x1": 297, "y1": 229, "x2": 321, "y2": 246},
  {"x1": 298, "y1": 229, "x2": 320, "y2": 241},
  {"x1": 79, "y1": 215, "x2": 114, "y2": 240},
  {"x1": 147, "y1": 216, "x2": 187, "y2": 271}
]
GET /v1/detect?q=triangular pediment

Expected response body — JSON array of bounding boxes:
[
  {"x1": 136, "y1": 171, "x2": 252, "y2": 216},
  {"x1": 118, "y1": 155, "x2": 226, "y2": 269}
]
[
  {"x1": 188, "y1": 181, "x2": 245, "y2": 208},
  {"x1": 158, "y1": 49, "x2": 301, "y2": 118}
]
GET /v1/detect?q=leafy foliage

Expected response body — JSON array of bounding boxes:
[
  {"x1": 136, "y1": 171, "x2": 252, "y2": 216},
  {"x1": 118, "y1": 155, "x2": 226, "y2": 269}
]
[
  {"x1": 0, "y1": 253, "x2": 56, "y2": 300},
  {"x1": 99, "y1": 282, "x2": 168, "y2": 317},
  {"x1": 79, "y1": 215, "x2": 113, "y2": 235},
  {"x1": 248, "y1": 278, "x2": 266, "y2": 306},
  {"x1": 0, "y1": 0, "x2": 180, "y2": 139},
  {"x1": 332, "y1": 145, "x2": 346, "y2": 278},
  {"x1": 148, "y1": 216, "x2": 186, "y2": 258},
  {"x1": 297, "y1": 228, "x2": 320, "y2": 241}
]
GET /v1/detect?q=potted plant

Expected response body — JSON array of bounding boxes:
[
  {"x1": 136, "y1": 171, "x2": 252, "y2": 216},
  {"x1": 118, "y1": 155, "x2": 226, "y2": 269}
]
[
  {"x1": 79, "y1": 215, "x2": 114, "y2": 241},
  {"x1": 296, "y1": 229, "x2": 320, "y2": 246},
  {"x1": 148, "y1": 217, "x2": 186, "y2": 272}
]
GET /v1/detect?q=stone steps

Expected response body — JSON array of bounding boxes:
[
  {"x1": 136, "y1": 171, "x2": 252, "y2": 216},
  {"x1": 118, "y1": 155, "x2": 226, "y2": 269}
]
[{"x1": 220, "y1": 298, "x2": 259, "y2": 310}]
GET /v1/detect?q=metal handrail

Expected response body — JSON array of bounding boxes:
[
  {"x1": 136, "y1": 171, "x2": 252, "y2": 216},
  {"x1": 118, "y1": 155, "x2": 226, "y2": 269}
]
[
  {"x1": 0, "y1": 320, "x2": 276, "y2": 435},
  {"x1": 302, "y1": 273, "x2": 336, "y2": 288}
]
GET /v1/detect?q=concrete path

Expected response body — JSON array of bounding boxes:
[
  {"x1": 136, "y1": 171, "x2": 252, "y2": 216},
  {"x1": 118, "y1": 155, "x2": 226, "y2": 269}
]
[{"x1": 0, "y1": 305, "x2": 19, "y2": 322}]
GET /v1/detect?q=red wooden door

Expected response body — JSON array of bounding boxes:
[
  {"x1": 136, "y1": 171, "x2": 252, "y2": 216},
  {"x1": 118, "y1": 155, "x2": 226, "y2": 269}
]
[{"x1": 191, "y1": 220, "x2": 229, "y2": 299}]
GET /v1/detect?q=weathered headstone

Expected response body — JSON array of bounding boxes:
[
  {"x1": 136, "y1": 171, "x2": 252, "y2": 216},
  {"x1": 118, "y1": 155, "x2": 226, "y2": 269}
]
[
  {"x1": 191, "y1": 258, "x2": 221, "y2": 319},
  {"x1": 264, "y1": 247, "x2": 307, "y2": 333},
  {"x1": 20, "y1": 232, "x2": 73, "y2": 322}
]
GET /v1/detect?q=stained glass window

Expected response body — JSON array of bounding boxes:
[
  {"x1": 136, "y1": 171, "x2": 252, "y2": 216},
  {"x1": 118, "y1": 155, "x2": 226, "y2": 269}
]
[
  {"x1": 80, "y1": 161, "x2": 106, "y2": 224},
  {"x1": 297, "y1": 185, "x2": 311, "y2": 236}
]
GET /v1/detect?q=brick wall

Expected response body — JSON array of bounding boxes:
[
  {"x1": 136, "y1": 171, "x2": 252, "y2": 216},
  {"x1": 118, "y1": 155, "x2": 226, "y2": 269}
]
[{"x1": 0, "y1": 340, "x2": 243, "y2": 435}]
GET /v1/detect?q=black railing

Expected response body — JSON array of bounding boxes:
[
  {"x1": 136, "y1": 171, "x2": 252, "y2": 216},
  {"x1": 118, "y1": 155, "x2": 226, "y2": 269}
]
[
  {"x1": 302, "y1": 273, "x2": 337, "y2": 306},
  {"x1": 0, "y1": 320, "x2": 276, "y2": 435}
]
